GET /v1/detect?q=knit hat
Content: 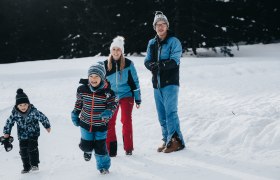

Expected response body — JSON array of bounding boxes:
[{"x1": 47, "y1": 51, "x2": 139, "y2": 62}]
[
  {"x1": 110, "y1": 36, "x2": 125, "y2": 54},
  {"x1": 88, "y1": 61, "x2": 106, "y2": 81},
  {"x1": 153, "y1": 11, "x2": 169, "y2": 30},
  {"x1": 16, "y1": 88, "x2": 30, "y2": 105}
]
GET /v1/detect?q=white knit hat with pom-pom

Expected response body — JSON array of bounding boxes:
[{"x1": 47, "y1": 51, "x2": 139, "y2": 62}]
[{"x1": 110, "y1": 36, "x2": 125, "y2": 54}]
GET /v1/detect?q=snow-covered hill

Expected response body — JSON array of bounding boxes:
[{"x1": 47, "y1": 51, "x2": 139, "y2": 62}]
[{"x1": 0, "y1": 43, "x2": 279, "y2": 180}]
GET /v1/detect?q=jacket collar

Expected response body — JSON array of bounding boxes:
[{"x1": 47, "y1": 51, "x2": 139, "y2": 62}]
[
  {"x1": 155, "y1": 30, "x2": 175, "y2": 44},
  {"x1": 89, "y1": 80, "x2": 106, "y2": 93},
  {"x1": 79, "y1": 78, "x2": 110, "y2": 93},
  {"x1": 13, "y1": 104, "x2": 33, "y2": 117}
]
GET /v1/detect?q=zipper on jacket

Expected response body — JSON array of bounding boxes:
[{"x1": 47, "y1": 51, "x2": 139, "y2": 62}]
[
  {"x1": 115, "y1": 62, "x2": 119, "y2": 100},
  {"x1": 89, "y1": 93, "x2": 95, "y2": 132},
  {"x1": 157, "y1": 42, "x2": 162, "y2": 89}
]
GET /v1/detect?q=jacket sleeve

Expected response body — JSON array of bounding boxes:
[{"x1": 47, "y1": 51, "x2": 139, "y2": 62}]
[
  {"x1": 169, "y1": 37, "x2": 182, "y2": 65},
  {"x1": 159, "y1": 59, "x2": 178, "y2": 70},
  {"x1": 159, "y1": 37, "x2": 182, "y2": 70},
  {"x1": 36, "y1": 110, "x2": 51, "y2": 129},
  {"x1": 3, "y1": 113, "x2": 16, "y2": 135},
  {"x1": 129, "y1": 62, "x2": 141, "y2": 104},
  {"x1": 144, "y1": 40, "x2": 153, "y2": 70},
  {"x1": 74, "y1": 86, "x2": 83, "y2": 114}
]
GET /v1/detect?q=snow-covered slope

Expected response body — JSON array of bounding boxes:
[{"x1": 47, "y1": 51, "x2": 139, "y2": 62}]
[{"x1": 0, "y1": 43, "x2": 279, "y2": 180}]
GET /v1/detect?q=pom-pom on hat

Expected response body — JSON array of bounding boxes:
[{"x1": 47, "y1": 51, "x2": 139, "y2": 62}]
[
  {"x1": 88, "y1": 61, "x2": 106, "y2": 81},
  {"x1": 153, "y1": 11, "x2": 169, "y2": 30},
  {"x1": 16, "y1": 88, "x2": 30, "y2": 106},
  {"x1": 110, "y1": 36, "x2": 125, "y2": 54}
]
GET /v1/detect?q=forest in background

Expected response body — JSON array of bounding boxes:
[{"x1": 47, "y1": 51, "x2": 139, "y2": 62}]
[{"x1": 0, "y1": 0, "x2": 279, "y2": 63}]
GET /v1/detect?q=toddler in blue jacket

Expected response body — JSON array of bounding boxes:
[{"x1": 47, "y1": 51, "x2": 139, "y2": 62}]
[{"x1": 2, "y1": 88, "x2": 51, "y2": 174}]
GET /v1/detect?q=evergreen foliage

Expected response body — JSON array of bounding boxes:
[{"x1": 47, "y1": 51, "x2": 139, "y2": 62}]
[{"x1": 0, "y1": 0, "x2": 279, "y2": 63}]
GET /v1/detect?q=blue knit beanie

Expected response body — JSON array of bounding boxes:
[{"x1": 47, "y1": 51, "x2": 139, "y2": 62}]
[{"x1": 88, "y1": 61, "x2": 106, "y2": 81}]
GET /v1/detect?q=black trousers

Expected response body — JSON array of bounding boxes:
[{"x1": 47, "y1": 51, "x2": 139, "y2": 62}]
[{"x1": 19, "y1": 137, "x2": 39, "y2": 169}]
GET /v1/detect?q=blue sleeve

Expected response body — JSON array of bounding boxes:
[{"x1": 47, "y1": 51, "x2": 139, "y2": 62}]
[
  {"x1": 145, "y1": 40, "x2": 153, "y2": 64},
  {"x1": 74, "y1": 86, "x2": 83, "y2": 113},
  {"x1": 36, "y1": 110, "x2": 51, "y2": 129},
  {"x1": 169, "y1": 37, "x2": 182, "y2": 65},
  {"x1": 3, "y1": 114, "x2": 15, "y2": 135},
  {"x1": 130, "y1": 62, "x2": 141, "y2": 103}
]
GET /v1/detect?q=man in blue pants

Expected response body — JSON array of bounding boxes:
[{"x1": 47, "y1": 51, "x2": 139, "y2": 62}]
[{"x1": 144, "y1": 11, "x2": 185, "y2": 153}]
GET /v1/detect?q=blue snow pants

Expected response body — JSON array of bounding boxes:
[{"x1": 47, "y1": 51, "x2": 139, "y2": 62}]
[
  {"x1": 154, "y1": 85, "x2": 185, "y2": 146},
  {"x1": 80, "y1": 127, "x2": 111, "y2": 171}
]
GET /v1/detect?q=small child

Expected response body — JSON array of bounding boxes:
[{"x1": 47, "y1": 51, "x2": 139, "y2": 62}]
[
  {"x1": 71, "y1": 62, "x2": 118, "y2": 174},
  {"x1": 2, "y1": 88, "x2": 51, "y2": 174}
]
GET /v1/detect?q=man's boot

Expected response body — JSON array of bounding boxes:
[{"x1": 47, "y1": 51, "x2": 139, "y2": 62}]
[
  {"x1": 162, "y1": 138, "x2": 184, "y2": 153},
  {"x1": 157, "y1": 143, "x2": 166, "y2": 152}
]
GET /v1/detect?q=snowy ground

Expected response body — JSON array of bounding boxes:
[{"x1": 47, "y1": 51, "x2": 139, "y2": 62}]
[{"x1": 0, "y1": 43, "x2": 279, "y2": 180}]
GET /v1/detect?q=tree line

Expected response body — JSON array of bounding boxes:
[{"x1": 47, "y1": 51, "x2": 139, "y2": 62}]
[{"x1": 0, "y1": 0, "x2": 279, "y2": 63}]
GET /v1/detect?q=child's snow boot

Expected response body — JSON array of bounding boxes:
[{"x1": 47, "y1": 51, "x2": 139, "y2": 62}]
[
  {"x1": 31, "y1": 165, "x2": 39, "y2": 171},
  {"x1": 83, "y1": 152, "x2": 92, "y2": 161},
  {"x1": 21, "y1": 166, "x2": 31, "y2": 174},
  {"x1": 100, "y1": 169, "x2": 109, "y2": 174}
]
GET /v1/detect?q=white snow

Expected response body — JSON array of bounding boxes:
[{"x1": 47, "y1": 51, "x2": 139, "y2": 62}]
[{"x1": 0, "y1": 43, "x2": 280, "y2": 180}]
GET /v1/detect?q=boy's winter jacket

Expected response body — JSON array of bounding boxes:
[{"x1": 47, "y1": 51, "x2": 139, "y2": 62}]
[
  {"x1": 144, "y1": 31, "x2": 182, "y2": 89},
  {"x1": 73, "y1": 80, "x2": 118, "y2": 132},
  {"x1": 3, "y1": 104, "x2": 51, "y2": 140},
  {"x1": 104, "y1": 58, "x2": 141, "y2": 104}
]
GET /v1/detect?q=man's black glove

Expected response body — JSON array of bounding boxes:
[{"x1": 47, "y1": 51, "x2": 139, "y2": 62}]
[
  {"x1": 146, "y1": 60, "x2": 178, "y2": 72},
  {"x1": 148, "y1": 62, "x2": 159, "y2": 72},
  {"x1": 0, "y1": 136, "x2": 14, "y2": 152}
]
